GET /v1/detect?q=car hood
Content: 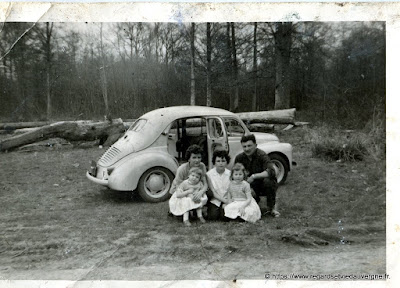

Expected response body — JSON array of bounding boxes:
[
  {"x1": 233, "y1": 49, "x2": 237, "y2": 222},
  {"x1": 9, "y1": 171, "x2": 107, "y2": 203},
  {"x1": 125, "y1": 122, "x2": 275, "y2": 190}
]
[{"x1": 252, "y1": 132, "x2": 280, "y2": 143}]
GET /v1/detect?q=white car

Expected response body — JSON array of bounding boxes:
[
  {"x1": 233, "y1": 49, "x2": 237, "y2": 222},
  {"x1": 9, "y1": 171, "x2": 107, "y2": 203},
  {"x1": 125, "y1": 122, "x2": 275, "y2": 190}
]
[{"x1": 87, "y1": 106, "x2": 295, "y2": 202}]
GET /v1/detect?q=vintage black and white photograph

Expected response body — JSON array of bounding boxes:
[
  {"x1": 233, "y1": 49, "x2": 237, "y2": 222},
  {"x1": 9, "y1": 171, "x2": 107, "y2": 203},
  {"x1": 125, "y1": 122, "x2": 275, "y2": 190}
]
[{"x1": 0, "y1": 2, "x2": 394, "y2": 286}]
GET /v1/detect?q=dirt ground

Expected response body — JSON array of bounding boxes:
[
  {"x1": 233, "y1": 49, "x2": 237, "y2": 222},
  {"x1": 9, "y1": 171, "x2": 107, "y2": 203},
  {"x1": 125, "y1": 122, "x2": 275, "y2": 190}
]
[{"x1": 0, "y1": 129, "x2": 386, "y2": 281}]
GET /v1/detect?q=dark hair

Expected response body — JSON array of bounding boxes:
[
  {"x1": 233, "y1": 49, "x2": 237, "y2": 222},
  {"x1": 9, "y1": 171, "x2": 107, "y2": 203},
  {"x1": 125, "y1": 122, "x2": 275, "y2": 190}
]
[
  {"x1": 230, "y1": 163, "x2": 247, "y2": 181},
  {"x1": 185, "y1": 144, "x2": 203, "y2": 161},
  {"x1": 212, "y1": 149, "x2": 231, "y2": 165},
  {"x1": 188, "y1": 167, "x2": 203, "y2": 179},
  {"x1": 240, "y1": 134, "x2": 257, "y2": 144}
]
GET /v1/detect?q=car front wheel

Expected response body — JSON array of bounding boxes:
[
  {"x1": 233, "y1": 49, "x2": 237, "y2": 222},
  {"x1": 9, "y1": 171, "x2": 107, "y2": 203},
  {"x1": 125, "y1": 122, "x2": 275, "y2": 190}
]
[
  {"x1": 269, "y1": 153, "x2": 289, "y2": 184},
  {"x1": 137, "y1": 167, "x2": 174, "y2": 203}
]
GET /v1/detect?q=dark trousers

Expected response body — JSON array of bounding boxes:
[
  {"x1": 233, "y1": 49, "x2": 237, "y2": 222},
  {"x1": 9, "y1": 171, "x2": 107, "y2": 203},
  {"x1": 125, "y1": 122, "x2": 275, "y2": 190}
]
[
  {"x1": 207, "y1": 202, "x2": 228, "y2": 221},
  {"x1": 251, "y1": 178, "x2": 278, "y2": 209}
]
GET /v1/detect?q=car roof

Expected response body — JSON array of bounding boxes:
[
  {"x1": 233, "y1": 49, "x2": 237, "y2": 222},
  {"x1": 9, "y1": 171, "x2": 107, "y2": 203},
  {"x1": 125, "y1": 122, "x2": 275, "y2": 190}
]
[
  {"x1": 140, "y1": 106, "x2": 236, "y2": 123},
  {"x1": 126, "y1": 106, "x2": 243, "y2": 146}
]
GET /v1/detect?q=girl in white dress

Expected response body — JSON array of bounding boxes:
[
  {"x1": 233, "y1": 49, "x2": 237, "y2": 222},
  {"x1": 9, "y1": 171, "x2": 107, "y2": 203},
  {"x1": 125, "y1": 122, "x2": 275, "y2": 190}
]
[
  {"x1": 169, "y1": 167, "x2": 208, "y2": 226},
  {"x1": 224, "y1": 163, "x2": 261, "y2": 223}
]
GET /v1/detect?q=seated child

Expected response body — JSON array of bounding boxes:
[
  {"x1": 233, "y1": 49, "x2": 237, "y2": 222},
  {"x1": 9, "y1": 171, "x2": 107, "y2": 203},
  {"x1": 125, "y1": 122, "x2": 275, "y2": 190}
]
[
  {"x1": 224, "y1": 163, "x2": 261, "y2": 223},
  {"x1": 169, "y1": 167, "x2": 208, "y2": 226}
]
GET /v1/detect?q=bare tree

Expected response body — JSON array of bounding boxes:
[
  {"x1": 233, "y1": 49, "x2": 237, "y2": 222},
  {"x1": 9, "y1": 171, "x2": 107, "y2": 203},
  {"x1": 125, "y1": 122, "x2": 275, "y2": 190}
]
[
  {"x1": 99, "y1": 23, "x2": 109, "y2": 118},
  {"x1": 0, "y1": 21, "x2": 385, "y2": 129},
  {"x1": 206, "y1": 22, "x2": 212, "y2": 107},
  {"x1": 160, "y1": 23, "x2": 180, "y2": 66},
  {"x1": 190, "y1": 23, "x2": 196, "y2": 105},
  {"x1": 34, "y1": 22, "x2": 54, "y2": 120},
  {"x1": 274, "y1": 22, "x2": 293, "y2": 109},
  {"x1": 154, "y1": 23, "x2": 160, "y2": 62},
  {"x1": 114, "y1": 23, "x2": 144, "y2": 61},
  {"x1": 230, "y1": 22, "x2": 239, "y2": 112},
  {"x1": 252, "y1": 22, "x2": 258, "y2": 111}
]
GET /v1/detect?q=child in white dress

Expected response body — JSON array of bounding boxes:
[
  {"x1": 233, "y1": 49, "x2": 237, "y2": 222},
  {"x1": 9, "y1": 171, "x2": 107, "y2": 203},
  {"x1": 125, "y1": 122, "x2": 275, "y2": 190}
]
[
  {"x1": 224, "y1": 163, "x2": 261, "y2": 223},
  {"x1": 169, "y1": 167, "x2": 208, "y2": 226}
]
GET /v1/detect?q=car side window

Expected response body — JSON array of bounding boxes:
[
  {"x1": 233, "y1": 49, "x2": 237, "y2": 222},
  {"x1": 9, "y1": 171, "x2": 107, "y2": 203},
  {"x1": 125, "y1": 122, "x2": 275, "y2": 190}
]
[
  {"x1": 208, "y1": 118, "x2": 223, "y2": 139},
  {"x1": 186, "y1": 118, "x2": 207, "y2": 137},
  {"x1": 128, "y1": 119, "x2": 147, "y2": 131},
  {"x1": 224, "y1": 118, "x2": 245, "y2": 137}
]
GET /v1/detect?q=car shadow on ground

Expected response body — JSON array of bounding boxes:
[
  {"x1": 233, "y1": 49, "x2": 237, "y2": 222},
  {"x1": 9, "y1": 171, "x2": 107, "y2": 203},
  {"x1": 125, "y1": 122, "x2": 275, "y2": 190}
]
[{"x1": 98, "y1": 188, "x2": 144, "y2": 203}]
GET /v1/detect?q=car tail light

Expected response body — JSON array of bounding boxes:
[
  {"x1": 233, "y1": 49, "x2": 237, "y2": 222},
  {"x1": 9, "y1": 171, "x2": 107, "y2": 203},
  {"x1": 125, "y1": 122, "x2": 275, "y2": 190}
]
[
  {"x1": 107, "y1": 167, "x2": 115, "y2": 175},
  {"x1": 89, "y1": 160, "x2": 97, "y2": 176}
]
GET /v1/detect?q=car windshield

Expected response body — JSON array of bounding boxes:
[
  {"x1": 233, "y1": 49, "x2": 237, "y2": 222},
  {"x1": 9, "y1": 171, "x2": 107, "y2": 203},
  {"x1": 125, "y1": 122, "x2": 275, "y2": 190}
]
[
  {"x1": 128, "y1": 119, "x2": 147, "y2": 131},
  {"x1": 222, "y1": 117, "x2": 246, "y2": 137}
]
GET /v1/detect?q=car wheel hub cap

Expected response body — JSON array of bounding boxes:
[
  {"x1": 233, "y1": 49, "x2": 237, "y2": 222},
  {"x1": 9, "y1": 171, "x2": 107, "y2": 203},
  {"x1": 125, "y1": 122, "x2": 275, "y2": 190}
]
[
  {"x1": 271, "y1": 161, "x2": 283, "y2": 181},
  {"x1": 147, "y1": 174, "x2": 165, "y2": 193}
]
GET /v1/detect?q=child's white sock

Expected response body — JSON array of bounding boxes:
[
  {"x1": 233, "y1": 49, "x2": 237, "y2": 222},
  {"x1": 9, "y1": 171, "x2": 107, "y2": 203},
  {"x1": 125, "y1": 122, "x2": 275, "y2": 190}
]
[{"x1": 196, "y1": 208, "x2": 203, "y2": 218}]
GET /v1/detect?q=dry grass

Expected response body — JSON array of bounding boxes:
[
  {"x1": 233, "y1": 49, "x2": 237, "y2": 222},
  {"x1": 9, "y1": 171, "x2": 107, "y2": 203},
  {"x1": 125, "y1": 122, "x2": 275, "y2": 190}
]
[{"x1": 0, "y1": 127, "x2": 386, "y2": 279}]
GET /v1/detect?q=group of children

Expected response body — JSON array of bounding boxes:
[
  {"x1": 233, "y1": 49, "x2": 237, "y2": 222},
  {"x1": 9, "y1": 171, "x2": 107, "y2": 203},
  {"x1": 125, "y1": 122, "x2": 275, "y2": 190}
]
[{"x1": 169, "y1": 162, "x2": 264, "y2": 226}]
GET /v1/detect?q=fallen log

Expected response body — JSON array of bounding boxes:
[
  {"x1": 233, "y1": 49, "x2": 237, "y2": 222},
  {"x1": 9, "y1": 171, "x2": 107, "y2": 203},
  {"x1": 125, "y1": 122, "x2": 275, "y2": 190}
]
[
  {"x1": 0, "y1": 109, "x2": 297, "y2": 151},
  {"x1": 0, "y1": 119, "x2": 125, "y2": 152},
  {"x1": 294, "y1": 121, "x2": 310, "y2": 127},
  {"x1": 0, "y1": 119, "x2": 136, "y2": 130},
  {"x1": 247, "y1": 123, "x2": 275, "y2": 133},
  {"x1": 0, "y1": 121, "x2": 51, "y2": 130},
  {"x1": 236, "y1": 108, "x2": 296, "y2": 125},
  {"x1": 18, "y1": 138, "x2": 73, "y2": 152},
  {"x1": 0, "y1": 127, "x2": 39, "y2": 135},
  {"x1": 0, "y1": 109, "x2": 295, "y2": 132}
]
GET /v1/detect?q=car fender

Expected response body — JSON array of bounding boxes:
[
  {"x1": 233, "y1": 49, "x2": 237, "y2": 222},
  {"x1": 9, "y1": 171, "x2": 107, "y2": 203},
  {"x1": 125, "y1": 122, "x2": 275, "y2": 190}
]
[
  {"x1": 108, "y1": 149, "x2": 178, "y2": 191},
  {"x1": 230, "y1": 142, "x2": 294, "y2": 170},
  {"x1": 257, "y1": 142, "x2": 294, "y2": 170}
]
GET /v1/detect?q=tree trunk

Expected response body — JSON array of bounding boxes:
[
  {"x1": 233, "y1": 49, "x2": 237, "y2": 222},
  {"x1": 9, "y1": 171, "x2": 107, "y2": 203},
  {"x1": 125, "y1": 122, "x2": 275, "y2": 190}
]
[
  {"x1": 252, "y1": 22, "x2": 258, "y2": 111},
  {"x1": 274, "y1": 23, "x2": 292, "y2": 110},
  {"x1": 44, "y1": 23, "x2": 53, "y2": 120},
  {"x1": 190, "y1": 23, "x2": 196, "y2": 105},
  {"x1": 0, "y1": 119, "x2": 125, "y2": 152},
  {"x1": 230, "y1": 22, "x2": 239, "y2": 112},
  {"x1": 100, "y1": 23, "x2": 110, "y2": 118},
  {"x1": 206, "y1": 22, "x2": 212, "y2": 107},
  {"x1": 129, "y1": 26, "x2": 134, "y2": 61},
  {"x1": 154, "y1": 23, "x2": 160, "y2": 63},
  {"x1": 226, "y1": 23, "x2": 232, "y2": 110},
  {"x1": 46, "y1": 69, "x2": 51, "y2": 120},
  {"x1": 0, "y1": 121, "x2": 52, "y2": 130}
]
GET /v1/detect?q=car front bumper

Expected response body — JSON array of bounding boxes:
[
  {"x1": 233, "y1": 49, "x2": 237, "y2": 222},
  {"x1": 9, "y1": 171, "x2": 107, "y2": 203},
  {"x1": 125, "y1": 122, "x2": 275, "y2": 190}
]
[{"x1": 86, "y1": 171, "x2": 108, "y2": 186}]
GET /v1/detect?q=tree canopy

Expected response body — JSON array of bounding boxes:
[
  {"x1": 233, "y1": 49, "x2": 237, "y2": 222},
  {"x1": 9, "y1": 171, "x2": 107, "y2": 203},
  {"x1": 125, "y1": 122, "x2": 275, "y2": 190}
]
[{"x1": 0, "y1": 22, "x2": 385, "y2": 129}]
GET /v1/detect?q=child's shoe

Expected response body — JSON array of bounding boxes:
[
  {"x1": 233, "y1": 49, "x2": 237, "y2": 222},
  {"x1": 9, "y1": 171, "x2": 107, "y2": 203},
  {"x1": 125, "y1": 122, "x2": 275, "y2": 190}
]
[
  {"x1": 183, "y1": 220, "x2": 191, "y2": 227},
  {"x1": 265, "y1": 207, "x2": 280, "y2": 217},
  {"x1": 270, "y1": 209, "x2": 280, "y2": 217},
  {"x1": 198, "y1": 217, "x2": 206, "y2": 224}
]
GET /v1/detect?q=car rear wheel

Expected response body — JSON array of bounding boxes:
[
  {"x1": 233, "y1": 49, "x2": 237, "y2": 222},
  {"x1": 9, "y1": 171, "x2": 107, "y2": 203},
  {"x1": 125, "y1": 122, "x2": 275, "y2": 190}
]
[
  {"x1": 269, "y1": 153, "x2": 289, "y2": 184},
  {"x1": 137, "y1": 167, "x2": 174, "y2": 203}
]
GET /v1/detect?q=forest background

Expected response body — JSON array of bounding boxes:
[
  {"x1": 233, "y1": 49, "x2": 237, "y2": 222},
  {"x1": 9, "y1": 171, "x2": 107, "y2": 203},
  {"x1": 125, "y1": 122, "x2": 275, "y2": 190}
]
[{"x1": 0, "y1": 22, "x2": 385, "y2": 130}]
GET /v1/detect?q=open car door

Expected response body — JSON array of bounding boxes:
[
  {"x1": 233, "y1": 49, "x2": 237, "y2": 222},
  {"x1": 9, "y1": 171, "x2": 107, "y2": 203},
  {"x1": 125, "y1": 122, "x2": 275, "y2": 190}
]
[{"x1": 206, "y1": 117, "x2": 229, "y2": 169}]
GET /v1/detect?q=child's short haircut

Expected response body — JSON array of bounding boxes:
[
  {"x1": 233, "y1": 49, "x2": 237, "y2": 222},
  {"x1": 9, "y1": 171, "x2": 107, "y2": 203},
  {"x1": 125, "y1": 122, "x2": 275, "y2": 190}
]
[
  {"x1": 188, "y1": 167, "x2": 203, "y2": 179},
  {"x1": 230, "y1": 163, "x2": 247, "y2": 181}
]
